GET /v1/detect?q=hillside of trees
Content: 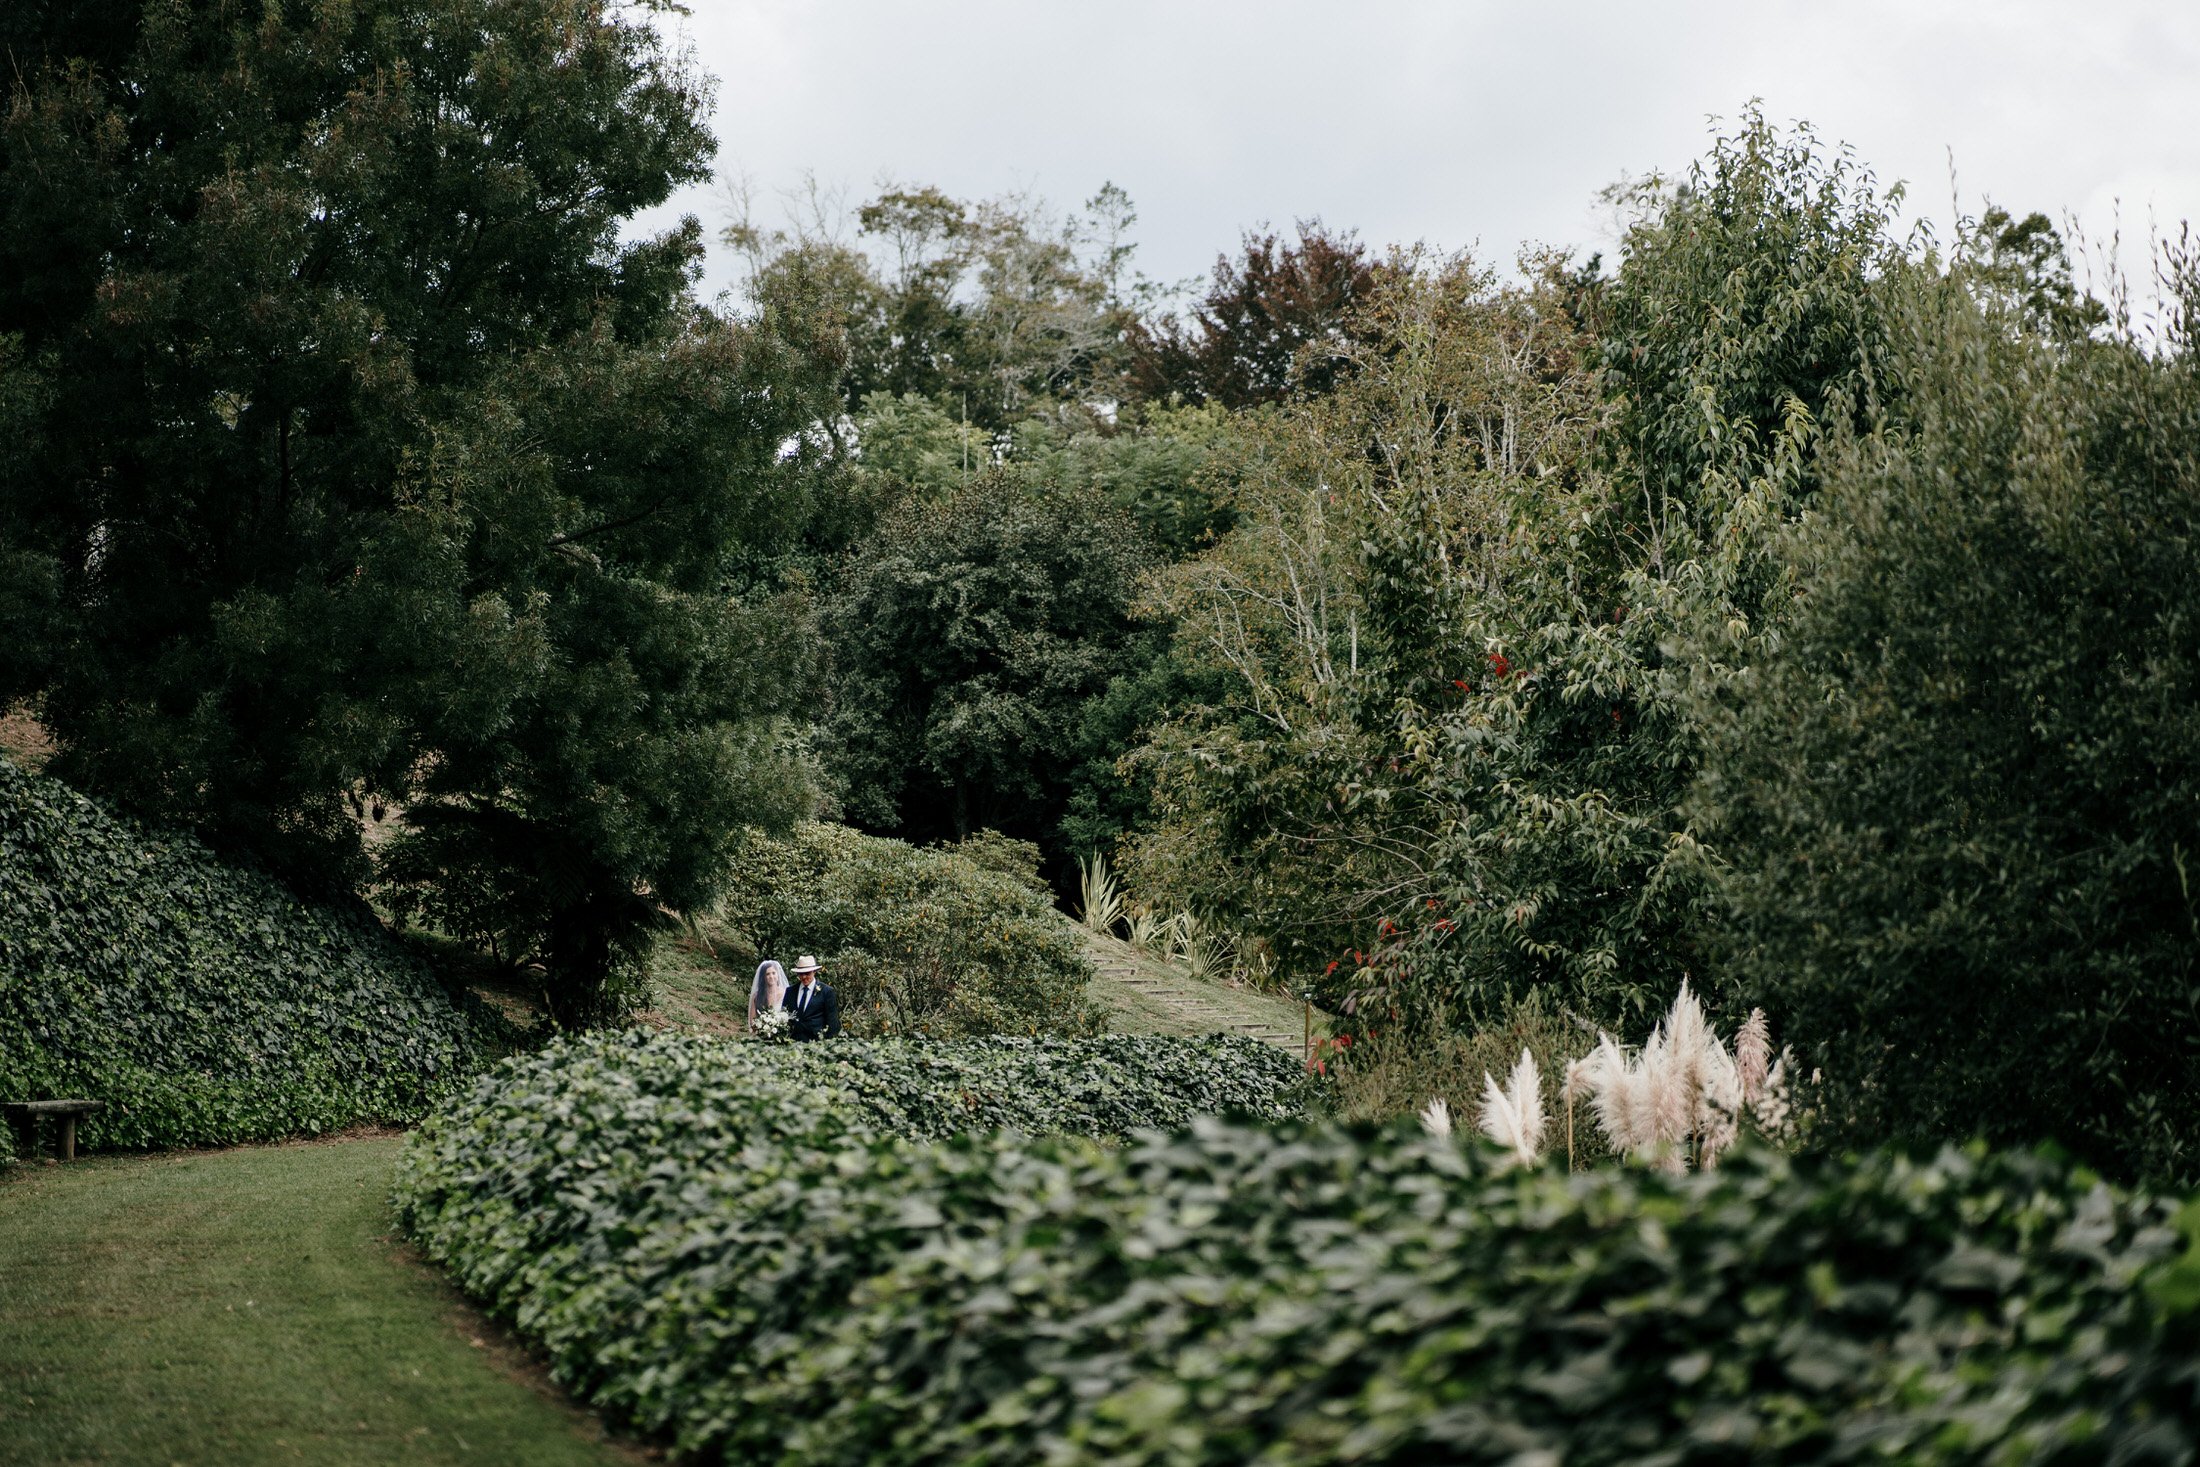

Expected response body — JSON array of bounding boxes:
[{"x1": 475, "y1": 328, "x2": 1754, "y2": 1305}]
[{"x1": 3, "y1": 0, "x2": 2195, "y2": 1190}]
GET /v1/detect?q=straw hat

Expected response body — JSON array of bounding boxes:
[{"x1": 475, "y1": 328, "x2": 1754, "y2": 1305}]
[{"x1": 791, "y1": 955, "x2": 823, "y2": 975}]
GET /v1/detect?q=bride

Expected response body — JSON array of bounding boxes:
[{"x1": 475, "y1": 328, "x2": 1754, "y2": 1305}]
[{"x1": 748, "y1": 959, "x2": 788, "y2": 1029}]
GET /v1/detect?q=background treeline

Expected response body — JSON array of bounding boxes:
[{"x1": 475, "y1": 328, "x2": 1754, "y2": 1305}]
[
  {"x1": 3, "y1": 0, "x2": 2194, "y2": 1184},
  {"x1": 731, "y1": 124, "x2": 2199, "y2": 1185}
]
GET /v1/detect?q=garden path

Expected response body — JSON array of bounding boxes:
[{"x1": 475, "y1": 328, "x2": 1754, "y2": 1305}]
[{"x1": 1079, "y1": 932, "x2": 1316, "y2": 1053}]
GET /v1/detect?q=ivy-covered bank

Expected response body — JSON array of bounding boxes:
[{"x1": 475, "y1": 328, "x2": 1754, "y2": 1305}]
[
  {"x1": 398, "y1": 1032, "x2": 2200, "y2": 1465},
  {"x1": 0, "y1": 759, "x2": 510, "y2": 1150}
]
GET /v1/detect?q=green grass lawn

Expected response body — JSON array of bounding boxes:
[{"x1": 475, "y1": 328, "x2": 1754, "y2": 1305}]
[{"x1": 0, "y1": 1137, "x2": 640, "y2": 1467}]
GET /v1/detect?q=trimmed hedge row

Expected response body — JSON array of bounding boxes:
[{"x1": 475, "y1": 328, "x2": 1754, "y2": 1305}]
[
  {"x1": 394, "y1": 1030, "x2": 1312, "y2": 1454},
  {"x1": 398, "y1": 1031, "x2": 2200, "y2": 1465},
  {"x1": 0, "y1": 758, "x2": 510, "y2": 1150}
]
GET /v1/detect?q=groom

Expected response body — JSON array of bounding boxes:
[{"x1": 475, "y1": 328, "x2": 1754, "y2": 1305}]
[{"x1": 785, "y1": 955, "x2": 840, "y2": 1041}]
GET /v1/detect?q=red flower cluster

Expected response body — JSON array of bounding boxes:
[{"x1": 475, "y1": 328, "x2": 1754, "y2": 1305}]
[
  {"x1": 1488, "y1": 652, "x2": 1512, "y2": 678},
  {"x1": 1305, "y1": 1031, "x2": 1358, "y2": 1076}
]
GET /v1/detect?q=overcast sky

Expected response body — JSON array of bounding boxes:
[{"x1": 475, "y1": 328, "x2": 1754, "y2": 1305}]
[{"x1": 638, "y1": 1, "x2": 2200, "y2": 309}]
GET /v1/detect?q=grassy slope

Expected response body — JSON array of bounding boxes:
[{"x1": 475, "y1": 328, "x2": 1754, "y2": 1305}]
[
  {"x1": 641, "y1": 920, "x2": 1320, "y2": 1053},
  {"x1": 1080, "y1": 933, "x2": 1322, "y2": 1050},
  {"x1": 0, "y1": 1138, "x2": 637, "y2": 1467},
  {"x1": 641, "y1": 922, "x2": 756, "y2": 1037}
]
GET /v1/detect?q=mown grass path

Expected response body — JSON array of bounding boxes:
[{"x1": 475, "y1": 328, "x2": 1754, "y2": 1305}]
[
  {"x1": 1080, "y1": 932, "x2": 1319, "y2": 1052},
  {"x1": 0, "y1": 1137, "x2": 637, "y2": 1467}
]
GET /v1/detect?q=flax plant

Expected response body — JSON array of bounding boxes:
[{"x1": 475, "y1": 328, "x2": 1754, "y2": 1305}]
[
  {"x1": 1125, "y1": 905, "x2": 1168, "y2": 953},
  {"x1": 1075, "y1": 852, "x2": 1125, "y2": 937}
]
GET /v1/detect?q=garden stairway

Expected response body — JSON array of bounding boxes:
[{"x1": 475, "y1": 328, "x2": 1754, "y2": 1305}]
[{"x1": 1080, "y1": 933, "x2": 1312, "y2": 1053}]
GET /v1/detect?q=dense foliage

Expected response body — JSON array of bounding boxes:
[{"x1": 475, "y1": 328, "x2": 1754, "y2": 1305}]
[
  {"x1": 399, "y1": 1033, "x2": 2200, "y2": 1464},
  {"x1": 1123, "y1": 250, "x2": 1613, "y2": 1004},
  {"x1": 717, "y1": 822, "x2": 1102, "y2": 1036},
  {"x1": 394, "y1": 1031, "x2": 1317, "y2": 1462},
  {"x1": 1126, "y1": 220, "x2": 1382, "y2": 408},
  {"x1": 3, "y1": 0, "x2": 2191, "y2": 1204},
  {"x1": 1125, "y1": 114, "x2": 1912, "y2": 1031},
  {"x1": 729, "y1": 182, "x2": 1143, "y2": 431},
  {"x1": 823, "y1": 475, "x2": 1159, "y2": 863},
  {"x1": 1697, "y1": 255, "x2": 2200, "y2": 1185},
  {"x1": 733, "y1": 188, "x2": 1286, "y2": 874},
  {"x1": 0, "y1": 0, "x2": 826, "y2": 1025},
  {"x1": 0, "y1": 758, "x2": 505, "y2": 1151}
]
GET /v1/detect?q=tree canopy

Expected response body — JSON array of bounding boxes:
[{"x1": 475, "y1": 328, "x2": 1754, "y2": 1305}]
[
  {"x1": 822, "y1": 473, "x2": 1157, "y2": 868},
  {"x1": 6, "y1": 12, "x2": 2193, "y2": 1184},
  {"x1": 0, "y1": 0, "x2": 826, "y2": 1023},
  {"x1": 1694, "y1": 252, "x2": 2200, "y2": 1183},
  {"x1": 1127, "y1": 221, "x2": 1381, "y2": 409}
]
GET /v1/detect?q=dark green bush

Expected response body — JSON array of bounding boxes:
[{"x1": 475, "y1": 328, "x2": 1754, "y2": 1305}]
[
  {"x1": 399, "y1": 1029, "x2": 2200, "y2": 1465},
  {"x1": 1696, "y1": 261, "x2": 2200, "y2": 1186},
  {"x1": 820, "y1": 472, "x2": 1159, "y2": 864},
  {"x1": 718, "y1": 821, "x2": 1101, "y2": 1036},
  {"x1": 0, "y1": 759, "x2": 509, "y2": 1150}
]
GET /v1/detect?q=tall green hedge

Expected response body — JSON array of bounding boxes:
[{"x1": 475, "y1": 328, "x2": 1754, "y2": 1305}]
[
  {"x1": 395, "y1": 1030, "x2": 1312, "y2": 1453},
  {"x1": 399, "y1": 1030, "x2": 2200, "y2": 1465},
  {"x1": 0, "y1": 759, "x2": 509, "y2": 1150}
]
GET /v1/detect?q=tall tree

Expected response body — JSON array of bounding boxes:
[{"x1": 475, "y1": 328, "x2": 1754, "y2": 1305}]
[
  {"x1": 1127, "y1": 221, "x2": 1380, "y2": 408},
  {"x1": 1695, "y1": 254, "x2": 2200, "y2": 1186},
  {"x1": 1125, "y1": 115, "x2": 1913, "y2": 1028},
  {"x1": 822, "y1": 475, "x2": 1156, "y2": 871},
  {"x1": 726, "y1": 181, "x2": 1137, "y2": 430},
  {"x1": 1124, "y1": 253, "x2": 1606, "y2": 994},
  {"x1": 0, "y1": 0, "x2": 826, "y2": 1023}
]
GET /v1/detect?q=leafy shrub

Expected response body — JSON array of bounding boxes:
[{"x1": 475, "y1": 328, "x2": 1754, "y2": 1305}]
[
  {"x1": 769, "y1": 1140, "x2": 2199, "y2": 1467},
  {"x1": 718, "y1": 821, "x2": 1101, "y2": 1036},
  {"x1": 399, "y1": 1033, "x2": 2200, "y2": 1465},
  {"x1": 820, "y1": 472, "x2": 1159, "y2": 862},
  {"x1": 394, "y1": 1029, "x2": 1311, "y2": 1454},
  {"x1": 941, "y1": 828, "x2": 1049, "y2": 897},
  {"x1": 0, "y1": 759, "x2": 509, "y2": 1150},
  {"x1": 1696, "y1": 257, "x2": 2200, "y2": 1186}
]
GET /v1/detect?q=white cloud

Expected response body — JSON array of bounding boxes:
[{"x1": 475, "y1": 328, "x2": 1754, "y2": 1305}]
[{"x1": 633, "y1": 0, "x2": 2200, "y2": 305}]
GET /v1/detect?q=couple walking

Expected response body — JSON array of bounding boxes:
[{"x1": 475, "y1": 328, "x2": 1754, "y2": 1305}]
[{"x1": 749, "y1": 955, "x2": 840, "y2": 1040}]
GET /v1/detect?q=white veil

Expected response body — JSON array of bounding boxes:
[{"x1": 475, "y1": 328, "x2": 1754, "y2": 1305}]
[{"x1": 750, "y1": 959, "x2": 787, "y2": 1016}]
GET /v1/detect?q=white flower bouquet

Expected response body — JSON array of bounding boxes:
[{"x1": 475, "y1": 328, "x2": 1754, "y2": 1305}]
[{"x1": 750, "y1": 1006, "x2": 793, "y2": 1043}]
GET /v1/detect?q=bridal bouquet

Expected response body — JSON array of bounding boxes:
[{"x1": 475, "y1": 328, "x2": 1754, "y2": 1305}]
[{"x1": 751, "y1": 1006, "x2": 792, "y2": 1043}]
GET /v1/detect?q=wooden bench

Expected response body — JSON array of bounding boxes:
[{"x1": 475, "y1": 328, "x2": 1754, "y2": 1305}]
[{"x1": 4, "y1": 1100, "x2": 104, "y2": 1162}]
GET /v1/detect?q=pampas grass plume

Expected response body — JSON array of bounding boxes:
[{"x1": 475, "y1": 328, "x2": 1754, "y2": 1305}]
[
  {"x1": 1419, "y1": 1097, "x2": 1453, "y2": 1138},
  {"x1": 1736, "y1": 1008, "x2": 1771, "y2": 1105},
  {"x1": 1571, "y1": 985, "x2": 1785, "y2": 1171},
  {"x1": 1477, "y1": 1048, "x2": 1545, "y2": 1166}
]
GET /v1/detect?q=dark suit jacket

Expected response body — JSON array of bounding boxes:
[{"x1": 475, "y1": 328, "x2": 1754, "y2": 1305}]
[{"x1": 786, "y1": 979, "x2": 840, "y2": 1040}]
